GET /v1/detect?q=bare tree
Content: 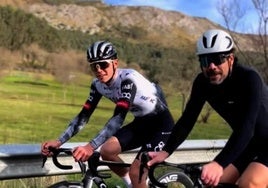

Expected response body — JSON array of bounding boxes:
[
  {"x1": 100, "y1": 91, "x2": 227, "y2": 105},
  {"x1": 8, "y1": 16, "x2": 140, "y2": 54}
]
[
  {"x1": 217, "y1": 0, "x2": 246, "y2": 31},
  {"x1": 216, "y1": 0, "x2": 253, "y2": 64},
  {"x1": 217, "y1": 0, "x2": 268, "y2": 81},
  {"x1": 252, "y1": 0, "x2": 268, "y2": 64}
]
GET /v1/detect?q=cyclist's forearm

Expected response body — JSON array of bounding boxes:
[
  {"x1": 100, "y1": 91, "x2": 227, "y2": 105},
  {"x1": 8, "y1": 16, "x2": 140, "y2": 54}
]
[
  {"x1": 90, "y1": 113, "x2": 125, "y2": 149},
  {"x1": 162, "y1": 122, "x2": 192, "y2": 155},
  {"x1": 58, "y1": 115, "x2": 89, "y2": 144},
  {"x1": 58, "y1": 104, "x2": 94, "y2": 143}
]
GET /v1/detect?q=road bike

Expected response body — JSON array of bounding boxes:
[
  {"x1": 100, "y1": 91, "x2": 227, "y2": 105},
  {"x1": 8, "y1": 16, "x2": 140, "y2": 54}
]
[
  {"x1": 42, "y1": 148, "x2": 183, "y2": 188},
  {"x1": 140, "y1": 152, "x2": 238, "y2": 188}
]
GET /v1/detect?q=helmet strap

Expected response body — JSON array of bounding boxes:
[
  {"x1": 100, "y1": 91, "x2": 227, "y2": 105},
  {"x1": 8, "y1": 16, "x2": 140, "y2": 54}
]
[
  {"x1": 227, "y1": 55, "x2": 234, "y2": 78},
  {"x1": 105, "y1": 63, "x2": 116, "y2": 85}
]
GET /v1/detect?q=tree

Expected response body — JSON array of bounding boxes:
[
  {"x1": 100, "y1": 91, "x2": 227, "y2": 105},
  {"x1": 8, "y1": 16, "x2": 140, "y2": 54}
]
[
  {"x1": 217, "y1": 0, "x2": 268, "y2": 82},
  {"x1": 252, "y1": 0, "x2": 268, "y2": 67}
]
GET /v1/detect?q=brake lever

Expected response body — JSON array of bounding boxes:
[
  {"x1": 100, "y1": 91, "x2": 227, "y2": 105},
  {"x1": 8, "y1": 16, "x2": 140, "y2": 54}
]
[
  {"x1": 139, "y1": 152, "x2": 150, "y2": 183},
  {"x1": 41, "y1": 155, "x2": 47, "y2": 168},
  {"x1": 78, "y1": 161, "x2": 86, "y2": 175}
]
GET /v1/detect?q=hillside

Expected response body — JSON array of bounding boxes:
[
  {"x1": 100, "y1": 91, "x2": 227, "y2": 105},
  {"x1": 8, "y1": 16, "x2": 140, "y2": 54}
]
[
  {"x1": 0, "y1": 0, "x2": 257, "y2": 51},
  {"x1": 0, "y1": 0, "x2": 260, "y2": 90},
  {"x1": 0, "y1": 0, "x2": 232, "y2": 48}
]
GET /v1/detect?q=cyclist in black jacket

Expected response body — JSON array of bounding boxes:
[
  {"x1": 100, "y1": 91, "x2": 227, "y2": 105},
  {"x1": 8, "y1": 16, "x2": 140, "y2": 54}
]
[{"x1": 148, "y1": 29, "x2": 268, "y2": 188}]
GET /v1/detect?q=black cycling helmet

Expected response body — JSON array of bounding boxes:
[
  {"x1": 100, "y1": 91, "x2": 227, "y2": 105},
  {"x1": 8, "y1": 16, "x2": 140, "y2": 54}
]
[{"x1": 87, "y1": 41, "x2": 117, "y2": 63}]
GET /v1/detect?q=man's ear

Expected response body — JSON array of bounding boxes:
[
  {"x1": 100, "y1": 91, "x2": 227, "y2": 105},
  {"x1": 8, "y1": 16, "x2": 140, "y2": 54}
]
[
  {"x1": 113, "y1": 59, "x2": 119, "y2": 67},
  {"x1": 228, "y1": 53, "x2": 235, "y2": 66}
]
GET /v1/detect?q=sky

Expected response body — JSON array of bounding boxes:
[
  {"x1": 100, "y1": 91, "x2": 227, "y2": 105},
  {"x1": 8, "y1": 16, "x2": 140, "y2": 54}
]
[{"x1": 103, "y1": 0, "x2": 260, "y2": 34}]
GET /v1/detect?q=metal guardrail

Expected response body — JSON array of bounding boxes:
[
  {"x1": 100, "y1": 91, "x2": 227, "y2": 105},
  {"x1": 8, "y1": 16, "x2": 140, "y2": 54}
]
[{"x1": 0, "y1": 139, "x2": 226, "y2": 180}]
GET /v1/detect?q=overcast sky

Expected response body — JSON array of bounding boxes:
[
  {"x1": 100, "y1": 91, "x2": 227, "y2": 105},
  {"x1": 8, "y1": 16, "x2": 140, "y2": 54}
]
[{"x1": 103, "y1": 0, "x2": 260, "y2": 34}]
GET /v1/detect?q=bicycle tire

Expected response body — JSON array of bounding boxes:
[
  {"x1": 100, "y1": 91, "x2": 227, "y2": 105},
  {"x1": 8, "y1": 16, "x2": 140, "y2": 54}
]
[
  {"x1": 151, "y1": 171, "x2": 194, "y2": 188},
  {"x1": 47, "y1": 180, "x2": 83, "y2": 188}
]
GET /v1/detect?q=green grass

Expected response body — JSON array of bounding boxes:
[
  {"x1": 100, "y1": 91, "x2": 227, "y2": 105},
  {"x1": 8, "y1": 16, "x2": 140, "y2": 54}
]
[
  {"x1": 0, "y1": 71, "x2": 231, "y2": 144},
  {"x1": 0, "y1": 71, "x2": 117, "y2": 144},
  {"x1": 0, "y1": 70, "x2": 231, "y2": 187}
]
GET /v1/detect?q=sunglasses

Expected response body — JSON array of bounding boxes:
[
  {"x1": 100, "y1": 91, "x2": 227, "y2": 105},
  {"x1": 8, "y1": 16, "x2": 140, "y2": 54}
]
[
  {"x1": 199, "y1": 54, "x2": 230, "y2": 68},
  {"x1": 89, "y1": 60, "x2": 113, "y2": 72}
]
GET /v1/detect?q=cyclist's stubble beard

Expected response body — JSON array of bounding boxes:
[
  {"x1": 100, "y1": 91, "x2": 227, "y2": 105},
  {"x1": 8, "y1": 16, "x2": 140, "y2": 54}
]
[
  {"x1": 205, "y1": 68, "x2": 226, "y2": 85},
  {"x1": 202, "y1": 62, "x2": 233, "y2": 85}
]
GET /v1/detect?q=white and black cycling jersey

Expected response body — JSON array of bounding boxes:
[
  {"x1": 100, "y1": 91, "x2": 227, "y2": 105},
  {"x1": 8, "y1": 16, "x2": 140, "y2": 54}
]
[
  {"x1": 89, "y1": 68, "x2": 166, "y2": 116},
  {"x1": 58, "y1": 68, "x2": 168, "y2": 149}
]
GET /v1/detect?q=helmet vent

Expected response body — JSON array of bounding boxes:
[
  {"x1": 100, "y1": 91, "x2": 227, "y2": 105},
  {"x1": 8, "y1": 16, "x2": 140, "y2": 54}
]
[
  {"x1": 225, "y1": 36, "x2": 233, "y2": 49},
  {"x1": 211, "y1": 35, "x2": 217, "y2": 48},
  {"x1": 202, "y1": 34, "x2": 218, "y2": 49},
  {"x1": 202, "y1": 36, "x2": 207, "y2": 48}
]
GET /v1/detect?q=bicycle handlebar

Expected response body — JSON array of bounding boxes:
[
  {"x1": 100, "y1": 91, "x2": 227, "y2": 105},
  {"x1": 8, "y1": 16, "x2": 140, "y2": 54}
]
[
  {"x1": 147, "y1": 160, "x2": 238, "y2": 188},
  {"x1": 140, "y1": 152, "x2": 203, "y2": 188},
  {"x1": 41, "y1": 147, "x2": 73, "y2": 169},
  {"x1": 50, "y1": 147, "x2": 73, "y2": 170},
  {"x1": 43, "y1": 147, "x2": 131, "y2": 179}
]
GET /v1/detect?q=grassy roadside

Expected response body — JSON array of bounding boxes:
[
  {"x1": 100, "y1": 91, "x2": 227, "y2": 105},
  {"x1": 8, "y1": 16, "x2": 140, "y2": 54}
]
[
  {"x1": 0, "y1": 70, "x2": 230, "y2": 144},
  {"x1": 0, "y1": 70, "x2": 116, "y2": 144}
]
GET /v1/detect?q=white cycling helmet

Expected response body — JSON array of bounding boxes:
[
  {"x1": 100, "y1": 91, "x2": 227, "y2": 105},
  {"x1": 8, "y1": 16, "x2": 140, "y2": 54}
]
[{"x1": 196, "y1": 29, "x2": 234, "y2": 55}]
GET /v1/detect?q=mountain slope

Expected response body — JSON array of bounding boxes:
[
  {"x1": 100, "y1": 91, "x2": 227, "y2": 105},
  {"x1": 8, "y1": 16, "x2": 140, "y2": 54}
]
[
  {"x1": 0, "y1": 0, "x2": 255, "y2": 51},
  {"x1": 4, "y1": 1, "x2": 223, "y2": 48}
]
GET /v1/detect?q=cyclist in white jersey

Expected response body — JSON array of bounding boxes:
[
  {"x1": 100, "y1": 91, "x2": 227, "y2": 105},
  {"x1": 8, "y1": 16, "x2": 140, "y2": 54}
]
[{"x1": 41, "y1": 41, "x2": 174, "y2": 188}]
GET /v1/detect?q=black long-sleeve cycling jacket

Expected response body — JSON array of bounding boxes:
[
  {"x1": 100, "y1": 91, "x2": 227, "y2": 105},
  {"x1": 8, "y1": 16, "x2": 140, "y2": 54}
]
[{"x1": 163, "y1": 61, "x2": 268, "y2": 168}]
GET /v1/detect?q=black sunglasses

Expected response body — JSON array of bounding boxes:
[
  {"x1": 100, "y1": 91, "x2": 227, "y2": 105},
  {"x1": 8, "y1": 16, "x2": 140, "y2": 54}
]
[
  {"x1": 199, "y1": 54, "x2": 230, "y2": 68},
  {"x1": 90, "y1": 60, "x2": 112, "y2": 72}
]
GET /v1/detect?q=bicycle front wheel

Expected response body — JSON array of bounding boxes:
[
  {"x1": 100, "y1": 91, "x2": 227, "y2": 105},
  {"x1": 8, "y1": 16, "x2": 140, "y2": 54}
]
[
  {"x1": 47, "y1": 180, "x2": 83, "y2": 188},
  {"x1": 151, "y1": 171, "x2": 194, "y2": 188}
]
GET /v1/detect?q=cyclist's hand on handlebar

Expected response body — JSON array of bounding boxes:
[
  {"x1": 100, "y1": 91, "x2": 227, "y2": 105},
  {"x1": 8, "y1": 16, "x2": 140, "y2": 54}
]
[
  {"x1": 41, "y1": 140, "x2": 61, "y2": 156},
  {"x1": 201, "y1": 161, "x2": 223, "y2": 187},
  {"x1": 147, "y1": 151, "x2": 169, "y2": 167},
  {"x1": 73, "y1": 143, "x2": 94, "y2": 162}
]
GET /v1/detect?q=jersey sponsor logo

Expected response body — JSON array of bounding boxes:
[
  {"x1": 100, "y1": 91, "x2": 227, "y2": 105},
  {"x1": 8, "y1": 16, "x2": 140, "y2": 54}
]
[
  {"x1": 90, "y1": 89, "x2": 96, "y2": 94},
  {"x1": 161, "y1": 131, "x2": 171, "y2": 135},
  {"x1": 140, "y1": 96, "x2": 150, "y2": 100},
  {"x1": 140, "y1": 96, "x2": 156, "y2": 103},
  {"x1": 150, "y1": 98, "x2": 156, "y2": 103},
  {"x1": 154, "y1": 141, "x2": 165, "y2": 151},
  {"x1": 88, "y1": 96, "x2": 94, "y2": 102},
  {"x1": 147, "y1": 142, "x2": 165, "y2": 151},
  {"x1": 121, "y1": 92, "x2": 132, "y2": 99},
  {"x1": 122, "y1": 83, "x2": 134, "y2": 90}
]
